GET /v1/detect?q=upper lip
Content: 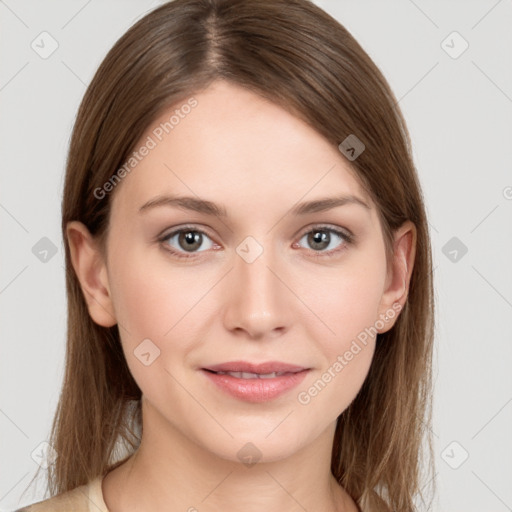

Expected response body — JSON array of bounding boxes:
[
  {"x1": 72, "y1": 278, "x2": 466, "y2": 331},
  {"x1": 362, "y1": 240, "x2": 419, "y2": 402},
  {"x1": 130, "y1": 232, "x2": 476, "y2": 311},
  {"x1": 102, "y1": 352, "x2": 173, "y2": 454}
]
[{"x1": 202, "y1": 361, "x2": 308, "y2": 374}]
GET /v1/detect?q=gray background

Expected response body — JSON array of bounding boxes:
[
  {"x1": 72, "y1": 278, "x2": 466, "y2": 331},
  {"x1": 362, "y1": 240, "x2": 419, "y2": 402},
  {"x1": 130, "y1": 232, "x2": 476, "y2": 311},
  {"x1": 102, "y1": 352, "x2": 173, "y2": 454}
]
[{"x1": 1, "y1": 0, "x2": 511, "y2": 510}]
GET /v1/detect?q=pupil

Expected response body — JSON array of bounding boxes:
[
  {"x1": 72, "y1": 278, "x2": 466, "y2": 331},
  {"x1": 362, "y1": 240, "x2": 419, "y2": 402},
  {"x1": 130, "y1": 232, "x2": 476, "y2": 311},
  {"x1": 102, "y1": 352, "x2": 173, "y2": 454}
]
[
  {"x1": 309, "y1": 230, "x2": 329, "y2": 250},
  {"x1": 180, "y1": 231, "x2": 201, "y2": 252}
]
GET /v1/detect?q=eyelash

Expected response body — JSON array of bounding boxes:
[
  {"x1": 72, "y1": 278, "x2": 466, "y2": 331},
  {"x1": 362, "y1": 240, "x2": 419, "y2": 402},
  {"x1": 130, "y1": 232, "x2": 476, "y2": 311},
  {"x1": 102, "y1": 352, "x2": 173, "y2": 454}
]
[{"x1": 157, "y1": 224, "x2": 354, "y2": 260}]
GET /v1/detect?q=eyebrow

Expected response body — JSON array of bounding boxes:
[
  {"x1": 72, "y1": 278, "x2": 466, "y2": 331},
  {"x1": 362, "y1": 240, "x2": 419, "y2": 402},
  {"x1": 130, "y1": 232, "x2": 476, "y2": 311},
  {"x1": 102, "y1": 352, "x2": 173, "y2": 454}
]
[{"x1": 138, "y1": 194, "x2": 371, "y2": 217}]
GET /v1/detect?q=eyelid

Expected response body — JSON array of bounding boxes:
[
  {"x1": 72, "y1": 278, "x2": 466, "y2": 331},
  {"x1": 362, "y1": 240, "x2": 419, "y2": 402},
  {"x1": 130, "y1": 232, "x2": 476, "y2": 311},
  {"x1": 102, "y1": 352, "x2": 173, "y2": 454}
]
[
  {"x1": 296, "y1": 223, "x2": 353, "y2": 242},
  {"x1": 157, "y1": 223, "x2": 215, "y2": 242}
]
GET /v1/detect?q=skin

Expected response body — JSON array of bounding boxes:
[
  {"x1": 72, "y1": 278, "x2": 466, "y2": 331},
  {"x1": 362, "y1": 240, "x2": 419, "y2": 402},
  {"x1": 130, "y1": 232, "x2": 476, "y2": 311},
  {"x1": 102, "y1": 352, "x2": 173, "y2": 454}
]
[{"x1": 67, "y1": 79, "x2": 416, "y2": 512}]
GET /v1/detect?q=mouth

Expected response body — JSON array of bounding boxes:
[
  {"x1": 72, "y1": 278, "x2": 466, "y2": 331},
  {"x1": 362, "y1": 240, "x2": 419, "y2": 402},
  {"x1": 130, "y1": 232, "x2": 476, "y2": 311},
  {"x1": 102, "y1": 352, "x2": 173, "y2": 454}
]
[
  {"x1": 202, "y1": 369, "x2": 303, "y2": 379},
  {"x1": 200, "y1": 361, "x2": 310, "y2": 402},
  {"x1": 202, "y1": 360, "x2": 308, "y2": 375}
]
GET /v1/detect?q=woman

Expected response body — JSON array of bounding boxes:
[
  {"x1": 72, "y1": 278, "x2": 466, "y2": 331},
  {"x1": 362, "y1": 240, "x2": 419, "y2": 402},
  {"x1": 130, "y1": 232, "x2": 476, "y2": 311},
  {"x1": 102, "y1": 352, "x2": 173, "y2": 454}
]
[{"x1": 18, "y1": 0, "x2": 435, "y2": 510}]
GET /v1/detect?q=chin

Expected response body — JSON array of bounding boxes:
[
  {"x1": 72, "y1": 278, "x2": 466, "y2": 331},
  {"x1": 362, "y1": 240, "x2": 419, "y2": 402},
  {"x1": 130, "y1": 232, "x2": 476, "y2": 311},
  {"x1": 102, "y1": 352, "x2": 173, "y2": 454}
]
[{"x1": 199, "y1": 426, "x2": 309, "y2": 466}]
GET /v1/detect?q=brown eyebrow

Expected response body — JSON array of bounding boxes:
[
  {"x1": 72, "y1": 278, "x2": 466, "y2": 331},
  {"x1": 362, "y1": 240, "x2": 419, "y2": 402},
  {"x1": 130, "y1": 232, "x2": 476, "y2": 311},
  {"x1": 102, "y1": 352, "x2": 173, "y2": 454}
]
[
  {"x1": 138, "y1": 194, "x2": 371, "y2": 217},
  {"x1": 139, "y1": 195, "x2": 227, "y2": 217},
  {"x1": 291, "y1": 195, "x2": 370, "y2": 215}
]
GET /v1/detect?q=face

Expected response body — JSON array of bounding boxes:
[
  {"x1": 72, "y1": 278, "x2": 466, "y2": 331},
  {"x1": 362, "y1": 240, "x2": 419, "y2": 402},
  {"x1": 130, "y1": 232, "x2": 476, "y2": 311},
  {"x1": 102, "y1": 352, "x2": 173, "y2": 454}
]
[{"x1": 73, "y1": 79, "x2": 412, "y2": 464}]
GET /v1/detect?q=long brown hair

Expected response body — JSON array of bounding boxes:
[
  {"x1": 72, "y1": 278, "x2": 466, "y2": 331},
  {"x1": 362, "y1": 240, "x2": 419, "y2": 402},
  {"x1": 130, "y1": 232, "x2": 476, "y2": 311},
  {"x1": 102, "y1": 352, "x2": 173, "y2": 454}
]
[{"x1": 25, "y1": 0, "x2": 435, "y2": 509}]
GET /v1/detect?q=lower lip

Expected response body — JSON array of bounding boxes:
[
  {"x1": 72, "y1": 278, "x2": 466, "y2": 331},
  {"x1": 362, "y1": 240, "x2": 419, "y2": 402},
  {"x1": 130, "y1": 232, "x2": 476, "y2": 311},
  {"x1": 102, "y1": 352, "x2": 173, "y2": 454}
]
[{"x1": 201, "y1": 369, "x2": 309, "y2": 403}]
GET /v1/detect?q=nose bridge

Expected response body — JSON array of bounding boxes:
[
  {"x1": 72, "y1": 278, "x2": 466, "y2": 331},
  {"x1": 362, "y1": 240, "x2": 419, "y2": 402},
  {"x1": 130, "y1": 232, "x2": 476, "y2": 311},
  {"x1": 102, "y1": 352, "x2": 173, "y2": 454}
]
[
  {"x1": 223, "y1": 234, "x2": 290, "y2": 336},
  {"x1": 236, "y1": 234, "x2": 281, "y2": 304}
]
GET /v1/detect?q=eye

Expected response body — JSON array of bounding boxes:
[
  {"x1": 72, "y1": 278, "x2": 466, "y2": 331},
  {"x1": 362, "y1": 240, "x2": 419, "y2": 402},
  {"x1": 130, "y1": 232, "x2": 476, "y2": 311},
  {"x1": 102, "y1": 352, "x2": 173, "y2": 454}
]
[
  {"x1": 159, "y1": 226, "x2": 218, "y2": 259},
  {"x1": 295, "y1": 225, "x2": 353, "y2": 257}
]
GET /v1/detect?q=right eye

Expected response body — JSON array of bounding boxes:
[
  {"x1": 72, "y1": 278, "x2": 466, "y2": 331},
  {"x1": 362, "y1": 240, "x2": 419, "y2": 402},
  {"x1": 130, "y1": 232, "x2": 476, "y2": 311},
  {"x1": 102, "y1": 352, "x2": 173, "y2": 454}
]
[{"x1": 159, "y1": 226, "x2": 218, "y2": 259}]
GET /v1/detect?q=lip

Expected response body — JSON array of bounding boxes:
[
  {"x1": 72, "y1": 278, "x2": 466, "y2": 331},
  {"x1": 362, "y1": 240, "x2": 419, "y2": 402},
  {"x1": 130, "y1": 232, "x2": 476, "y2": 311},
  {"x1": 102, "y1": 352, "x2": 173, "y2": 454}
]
[
  {"x1": 200, "y1": 361, "x2": 310, "y2": 403},
  {"x1": 203, "y1": 360, "x2": 307, "y2": 374}
]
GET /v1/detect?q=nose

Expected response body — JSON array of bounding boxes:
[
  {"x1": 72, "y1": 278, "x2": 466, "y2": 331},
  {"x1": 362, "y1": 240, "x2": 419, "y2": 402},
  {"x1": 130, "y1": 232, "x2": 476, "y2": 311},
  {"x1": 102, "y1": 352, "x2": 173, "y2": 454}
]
[{"x1": 221, "y1": 238, "x2": 293, "y2": 340}]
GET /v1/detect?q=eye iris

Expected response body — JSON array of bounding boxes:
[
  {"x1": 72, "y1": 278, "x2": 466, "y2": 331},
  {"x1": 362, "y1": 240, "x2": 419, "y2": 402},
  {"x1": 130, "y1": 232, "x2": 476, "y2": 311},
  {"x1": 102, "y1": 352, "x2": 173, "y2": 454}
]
[
  {"x1": 179, "y1": 231, "x2": 202, "y2": 252},
  {"x1": 308, "y1": 230, "x2": 330, "y2": 250}
]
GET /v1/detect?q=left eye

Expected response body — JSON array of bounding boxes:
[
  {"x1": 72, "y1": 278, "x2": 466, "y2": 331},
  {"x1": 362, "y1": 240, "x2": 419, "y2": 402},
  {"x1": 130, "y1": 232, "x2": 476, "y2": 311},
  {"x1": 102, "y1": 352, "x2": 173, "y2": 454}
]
[{"x1": 296, "y1": 227, "x2": 350, "y2": 253}]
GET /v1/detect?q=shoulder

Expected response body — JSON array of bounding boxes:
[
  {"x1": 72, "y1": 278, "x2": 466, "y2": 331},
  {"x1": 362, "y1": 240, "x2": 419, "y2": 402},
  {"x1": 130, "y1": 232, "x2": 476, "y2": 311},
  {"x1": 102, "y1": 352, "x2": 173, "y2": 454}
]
[
  {"x1": 14, "y1": 477, "x2": 106, "y2": 512},
  {"x1": 14, "y1": 486, "x2": 88, "y2": 511}
]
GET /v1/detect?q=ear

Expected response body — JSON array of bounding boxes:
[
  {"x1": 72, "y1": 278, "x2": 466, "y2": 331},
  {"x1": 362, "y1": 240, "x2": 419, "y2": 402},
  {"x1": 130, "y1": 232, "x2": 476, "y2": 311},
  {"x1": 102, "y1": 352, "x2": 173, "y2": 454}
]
[
  {"x1": 376, "y1": 220, "x2": 416, "y2": 333},
  {"x1": 66, "y1": 221, "x2": 117, "y2": 328}
]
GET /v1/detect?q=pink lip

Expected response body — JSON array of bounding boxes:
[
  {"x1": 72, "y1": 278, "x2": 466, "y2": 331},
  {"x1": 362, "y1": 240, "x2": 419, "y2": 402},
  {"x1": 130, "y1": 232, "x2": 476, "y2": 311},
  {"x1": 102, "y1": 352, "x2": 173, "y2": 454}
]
[{"x1": 201, "y1": 361, "x2": 310, "y2": 403}]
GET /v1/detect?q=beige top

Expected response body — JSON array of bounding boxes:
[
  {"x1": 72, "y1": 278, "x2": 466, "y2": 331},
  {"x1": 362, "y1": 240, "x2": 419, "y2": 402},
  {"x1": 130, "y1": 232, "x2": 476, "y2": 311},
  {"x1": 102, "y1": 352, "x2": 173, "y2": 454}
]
[{"x1": 16, "y1": 476, "x2": 109, "y2": 512}]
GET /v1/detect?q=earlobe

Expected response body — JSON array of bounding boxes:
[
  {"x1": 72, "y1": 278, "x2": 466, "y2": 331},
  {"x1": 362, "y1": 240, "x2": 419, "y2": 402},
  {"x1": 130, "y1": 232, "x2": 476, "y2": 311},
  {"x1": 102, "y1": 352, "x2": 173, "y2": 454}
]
[
  {"x1": 377, "y1": 221, "x2": 417, "y2": 333},
  {"x1": 66, "y1": 221, "x2": 117, "y2": 328}
]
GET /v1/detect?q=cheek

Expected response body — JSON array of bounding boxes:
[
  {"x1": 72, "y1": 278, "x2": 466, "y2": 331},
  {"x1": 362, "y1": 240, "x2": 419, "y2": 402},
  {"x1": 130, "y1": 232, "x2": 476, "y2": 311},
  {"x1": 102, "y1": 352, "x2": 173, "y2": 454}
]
[
  {"x1": 297, "y1": 250, "x2": 387, "y2": 348},
  {"x1": 106, "y1": 264, "x2": 187, "y2": 409},
  {"x1": 292, "y1": 253, "x2": 385, "y2": 413},
  {"x1": 108, "y1": 242, "x2": 209, "y2": 338},
  {"x1": 110, "y1": 266, "x2": 171, "y2": 338},
  {"x1": 296, "y1": 281, "x2": 378, "y2": 420},
  {"x1": 107, "y1": 250, "x2": 214, "y2": 382}
]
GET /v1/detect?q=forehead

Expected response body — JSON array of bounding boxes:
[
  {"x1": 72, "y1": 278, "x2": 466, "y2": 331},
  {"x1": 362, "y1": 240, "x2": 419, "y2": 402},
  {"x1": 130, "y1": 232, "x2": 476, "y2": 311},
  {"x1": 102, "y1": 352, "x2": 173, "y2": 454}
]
[{"x1": 111, "y1": 80, "x2": 372, "y2": 216}]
